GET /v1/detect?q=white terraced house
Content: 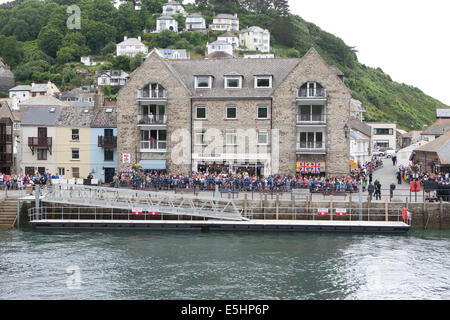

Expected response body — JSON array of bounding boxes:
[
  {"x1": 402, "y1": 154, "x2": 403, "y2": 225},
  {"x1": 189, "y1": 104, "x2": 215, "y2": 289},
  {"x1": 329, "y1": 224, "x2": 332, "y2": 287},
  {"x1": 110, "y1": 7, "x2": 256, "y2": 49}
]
[
  {"x1": 209, "y1": 13, "x2": 239, "y2": 32},
  {"x1": 156, "y1": 15, "x2": 179, "y2": 33}
]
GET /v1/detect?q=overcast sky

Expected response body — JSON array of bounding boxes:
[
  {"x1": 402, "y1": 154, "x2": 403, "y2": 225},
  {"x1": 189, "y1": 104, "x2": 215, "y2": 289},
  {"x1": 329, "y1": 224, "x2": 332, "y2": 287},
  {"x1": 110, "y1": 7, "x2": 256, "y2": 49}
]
[
  {"x1": 289, "y1": 0, "x2": 450, "y2": 106},
  {"x1": 1, "y1": 0, "x2": 449, "y2": 105}
]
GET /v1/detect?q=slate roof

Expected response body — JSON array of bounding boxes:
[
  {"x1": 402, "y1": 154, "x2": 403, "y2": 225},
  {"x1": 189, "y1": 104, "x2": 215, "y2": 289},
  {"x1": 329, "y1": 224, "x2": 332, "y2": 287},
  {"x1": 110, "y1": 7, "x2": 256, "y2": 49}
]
[
  {"x1": 168, "y1": 58, "x2": 299, "y2": 98},
  {"x1": 19, "y1": 96, "x2": 69, "y2": 107},
  {"x1": 415, "y1": 131, "x2": 450, "y2": 165},
  {"x1": 55, "y1": 106, "x2": 94, "y2": 127},
  {"x1": 421, "y1": 119, "x2": 450, "y2": 136},
  {"x1": 240, "y1": 26, "x2": 267, "y2": 33},
  {"x1": 30, "y1": 83, "x2": 49, "y2": 92},
  {"x1": 117, "y1": 37, "x2": 146, "y2": 46},
  {"x1": 9, "y1": 85, "x2": 32, "y2": 91},
  {"x1": 214, "y1": 14, "x2": 238, "y2": 20},
  {"x1": 349, "y1": 119, "x2": 372, "y2": 138},
  {"x1": 157, "y1": 15, "x2": 176, "y2": 21},
  {"x1": 90, "y1": 107, "x2": 117, "y2": 128},
  {"x1": 20, "y1": 107, "x2": 62, "y2": 126}
]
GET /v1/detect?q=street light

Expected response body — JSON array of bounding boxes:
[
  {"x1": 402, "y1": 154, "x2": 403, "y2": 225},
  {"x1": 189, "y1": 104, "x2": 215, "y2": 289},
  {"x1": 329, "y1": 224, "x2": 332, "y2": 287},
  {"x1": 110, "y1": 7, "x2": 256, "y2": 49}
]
[{"x1": 344, "y1": 123, "x2": 349, "y2": 139}]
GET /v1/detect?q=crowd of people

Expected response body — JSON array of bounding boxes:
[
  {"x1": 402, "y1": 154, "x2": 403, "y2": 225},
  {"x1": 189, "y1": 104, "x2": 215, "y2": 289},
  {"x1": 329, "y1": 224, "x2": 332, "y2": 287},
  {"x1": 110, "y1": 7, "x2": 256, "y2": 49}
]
[
  {"x1": 112, "y1": 158, "x2": 386, "y2": 195},
  {"x1": 0, "y1": 172, "x2": 52, "y2": 190}
]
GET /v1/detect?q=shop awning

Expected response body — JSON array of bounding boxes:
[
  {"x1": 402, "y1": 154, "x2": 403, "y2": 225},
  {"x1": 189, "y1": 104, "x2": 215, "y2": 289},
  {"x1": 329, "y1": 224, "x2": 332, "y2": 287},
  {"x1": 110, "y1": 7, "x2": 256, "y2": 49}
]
[{"x1": 139, "y1": 160, "x2": 166, "y2": 170}]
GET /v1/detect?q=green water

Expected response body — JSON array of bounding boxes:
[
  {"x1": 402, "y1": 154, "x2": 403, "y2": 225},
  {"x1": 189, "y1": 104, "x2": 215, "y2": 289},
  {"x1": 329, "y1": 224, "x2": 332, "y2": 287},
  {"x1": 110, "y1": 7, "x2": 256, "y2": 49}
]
[{"x1": 0, "y1": 228, "x2": 449, "y2": 300}]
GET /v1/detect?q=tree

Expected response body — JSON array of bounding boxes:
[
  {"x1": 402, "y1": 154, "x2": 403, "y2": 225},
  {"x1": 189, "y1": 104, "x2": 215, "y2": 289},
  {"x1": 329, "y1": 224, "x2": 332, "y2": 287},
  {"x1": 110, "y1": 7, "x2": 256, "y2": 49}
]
[
  {"x1": 0, "y1": 35, "x2": 24, "y2": 67},
  {"x1": 113, "y1": 55, "x2": 131, "y2": 71},
  {"x1": 130, "y1": 52, "x2": 144, "y2": 71},
  {"x1": 37, "y1": 25, "x2": 64, "y2": 57},
  {"x1": 83, "y1": 20, "x2": 116, "y2": 53},
  {"x1": 152, "y1": 29, "x2": 180, "y2": 48}
]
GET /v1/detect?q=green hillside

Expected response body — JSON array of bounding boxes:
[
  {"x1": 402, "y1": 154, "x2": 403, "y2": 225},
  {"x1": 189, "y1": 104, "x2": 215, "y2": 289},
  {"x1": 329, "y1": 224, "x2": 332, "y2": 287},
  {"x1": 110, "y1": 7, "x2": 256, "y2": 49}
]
[{"x1": 0, "y1": 0, "x2": 447, "y2": 129}]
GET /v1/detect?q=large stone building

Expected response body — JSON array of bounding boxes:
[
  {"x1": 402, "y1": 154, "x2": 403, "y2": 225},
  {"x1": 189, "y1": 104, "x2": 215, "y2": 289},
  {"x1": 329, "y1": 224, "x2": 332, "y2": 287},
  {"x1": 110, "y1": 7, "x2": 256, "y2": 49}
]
[
  {"x1": 0, "y1": 58, "x2": 15, "y2": 94},
  {"x1": 116, "y1": 48, "x2": 352, "y2": 177}
]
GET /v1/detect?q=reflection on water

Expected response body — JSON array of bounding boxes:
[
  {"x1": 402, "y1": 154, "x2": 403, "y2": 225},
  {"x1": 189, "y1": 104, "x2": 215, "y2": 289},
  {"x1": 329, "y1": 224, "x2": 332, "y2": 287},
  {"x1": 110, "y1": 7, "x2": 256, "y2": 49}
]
[{"x1": 0, "y1": 229, "x2": 449, "y2": 300}]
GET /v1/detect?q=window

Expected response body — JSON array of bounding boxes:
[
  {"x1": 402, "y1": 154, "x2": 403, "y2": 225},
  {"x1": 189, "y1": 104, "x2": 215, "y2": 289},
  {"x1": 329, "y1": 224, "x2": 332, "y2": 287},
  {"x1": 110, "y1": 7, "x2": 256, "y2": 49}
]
[
  {"x1": 226, "y1": 105, "x2": 237, "y2": 119},
  {"x1": 37, "y1": 149, "x2": 47, "y2": 160},
  {"x1": 72, "y1": 167, "x2": 80, "y2": 178},
  {"x1": 374, "y1": 128, "x2": 393, "y2": 135},
  {"x1": 58, "y1": 168, "x2": 65, "y2": 176},
  {"x1": 225, "y1": 76, "x2": 242, "y2": 89},
  {"x1": 255, "y1": 76, "x2": 272, "y2": 88},
  {"x1": 298, "y1": 82, "x2": 326, "y2": 98},
  {"x1": 297, "y1": 105, "x2": 325, "y2": 122},
  {"x1": 257, "y1": 130, "x2": 268, "y2": 145},
  {"x1": 71, "y1": 129, "x2": 79, "y2": 141},
  {"x1": 195, "y1": 106, "x2": 206, "y2": 119},
  {"x1": 298, "y1": 131, "x2": 324, "y2": 149},
  {"x1": 104, "y1": 149, "x2": 114, "y2": 161},
  {"x1": 71, "y1": 148, "x2": 80, "y2": 160},
  {"x1": 195, "y1": 76, "x2": 211, "y2": 88},
  {"x1": 257, "y1": 105, "x2": 268, "y2": 119},
  {"x1": 226, "y1": 130, "x2": 237, "y2": 145},
  {"x1": 195, "y1": 130, "x2": 206, "y2": 145}
]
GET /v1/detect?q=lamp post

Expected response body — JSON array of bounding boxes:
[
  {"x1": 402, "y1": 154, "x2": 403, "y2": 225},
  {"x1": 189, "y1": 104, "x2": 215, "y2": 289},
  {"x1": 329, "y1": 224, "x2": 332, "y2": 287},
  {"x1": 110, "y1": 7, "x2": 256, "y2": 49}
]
[{"x1": 344, "y1": 123, "x2": 349, "y2": 139}]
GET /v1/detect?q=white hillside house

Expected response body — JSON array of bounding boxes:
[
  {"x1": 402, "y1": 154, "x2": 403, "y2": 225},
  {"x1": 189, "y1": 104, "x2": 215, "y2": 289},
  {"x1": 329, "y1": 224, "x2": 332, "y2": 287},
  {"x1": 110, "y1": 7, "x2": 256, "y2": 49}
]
[
  {"x1": 207, "y1": 40, "x2": 234, "y2": 57},
  {"x1": 156, "y1": 15, "x2": 179, "y2": 33},
  {"x1": 162, "y1": 1, "x2": 186, "y2": 16},
  {"x1": 116, "y1": 36, "x2": 148, "y2": 58}
]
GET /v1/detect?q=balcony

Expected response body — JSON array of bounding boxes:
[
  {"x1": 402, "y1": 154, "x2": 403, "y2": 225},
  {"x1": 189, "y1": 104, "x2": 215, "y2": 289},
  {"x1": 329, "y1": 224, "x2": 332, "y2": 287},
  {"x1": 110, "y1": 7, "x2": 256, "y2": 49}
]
[
  {"x1": 98, "y1": 136, "x2": 117, "y2": 148},
  {"x1": 28, "y1": 137, "x2": 52, "y2": 155},
  {"x1": 137, "y1": 89, "x2": 167, "y2": 101},
  {"x1": 296, "y1": 142, "x2": 326, "y2": 154},
  {"x1": 140, "y1": 140, "x2": 167, "y2": 152},
  {"x1": 138, "y1": 114, "x2": 167, "y2": 125},
  {"x1": 0, "y1": 134, "x2": 12, "y2": 144},
  {"x1": 0, "y1": 152, "x2": 13, "y2": 165},
  {"x1": 297, "y1": 114, "x2": 326, "y2": 125}
]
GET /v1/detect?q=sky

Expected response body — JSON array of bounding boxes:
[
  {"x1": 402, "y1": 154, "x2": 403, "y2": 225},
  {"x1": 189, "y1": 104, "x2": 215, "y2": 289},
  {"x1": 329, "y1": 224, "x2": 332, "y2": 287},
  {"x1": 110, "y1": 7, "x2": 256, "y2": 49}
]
[
  {"x1": 1, "y1": 0, "x2": 449, "y2": 105},
  {"x1": 288, "y1": 0, "x2": 450, "y2": 106}
]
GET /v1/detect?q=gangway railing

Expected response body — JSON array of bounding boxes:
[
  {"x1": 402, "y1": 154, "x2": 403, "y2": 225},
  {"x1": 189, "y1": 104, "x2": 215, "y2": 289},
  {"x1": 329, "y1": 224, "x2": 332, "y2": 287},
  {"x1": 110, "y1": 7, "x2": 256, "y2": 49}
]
[{"x1": 41, "y1": 184, "x2": 246, "y2": 221}]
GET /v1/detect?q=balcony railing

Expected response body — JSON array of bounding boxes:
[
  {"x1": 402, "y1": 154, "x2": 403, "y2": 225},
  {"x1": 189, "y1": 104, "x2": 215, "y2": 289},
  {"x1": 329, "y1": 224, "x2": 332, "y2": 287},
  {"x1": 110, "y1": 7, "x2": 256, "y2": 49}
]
[
  {"x1": 296, "y1": 142, "x2": 326, "y2": 154},
  {"x1": 138, "y1": 114, "x2": 167, "y2": 125},
  {"x1": 0, "y1": 134, "x2": 12, "y2": 144},
  {"x1": 137, "y1": 90, "x2": 167, "y2": 100},
  {"x1": 0, "y1": 152, "x2": 13, "y2": 164},
  {"x1": 140, "y1": 140, "x2": 167, "y2": 151},
  {"x1": 98, "y1": 136, "x2": 117, "y2": 148},
  {"x1": 297, "y1": 114, "x2": 326, "y2": 124},
  {"x1": 297, "y1": 88, "x2": 327, "y2": 99},
  {"x1": 28, "y1": 137, "x2": 52, "y2": 148}
]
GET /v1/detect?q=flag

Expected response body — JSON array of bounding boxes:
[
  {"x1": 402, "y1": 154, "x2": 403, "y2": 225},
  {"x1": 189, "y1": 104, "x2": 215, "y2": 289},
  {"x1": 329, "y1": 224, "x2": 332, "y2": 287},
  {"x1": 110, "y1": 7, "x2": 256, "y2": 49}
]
[
  {"x1": 336, "y1": 208, "x2": 347, "y2": 216},
  {"x1": 132, "y1": 208, "x2": 143, "y2": 215},
  {"x1": 312, "y1": 162, "x2": 321, "y2": 174},
  {"x1": 317, "y1": 208, "x2": 329, "y2": 216},
  {"x1": 300, "y1": 162, "x2": 309, "y2": 174}
]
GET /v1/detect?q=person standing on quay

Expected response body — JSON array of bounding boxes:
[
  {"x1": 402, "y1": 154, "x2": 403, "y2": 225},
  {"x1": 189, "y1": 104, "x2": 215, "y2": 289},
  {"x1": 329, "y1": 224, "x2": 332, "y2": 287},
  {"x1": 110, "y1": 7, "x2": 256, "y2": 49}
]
[
  {"x1": 397, "y1": 170, "x2": 402, "y2": 185},
  {"x1": 390, "y1": 181, "x2": 396, "y2": 201},
  {"x1": 368, "y1": 182, "x2": 375, "y2": 200},
  {"x1": 374, "y1": 179, "x2": 382, "y2": 200}
]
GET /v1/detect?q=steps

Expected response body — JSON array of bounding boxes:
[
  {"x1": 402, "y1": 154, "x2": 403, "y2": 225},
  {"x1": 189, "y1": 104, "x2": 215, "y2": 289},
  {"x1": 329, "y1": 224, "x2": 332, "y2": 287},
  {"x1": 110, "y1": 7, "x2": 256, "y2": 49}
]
[{"x1": 0, "y1": 197, "x2": 18, "y2": 228}]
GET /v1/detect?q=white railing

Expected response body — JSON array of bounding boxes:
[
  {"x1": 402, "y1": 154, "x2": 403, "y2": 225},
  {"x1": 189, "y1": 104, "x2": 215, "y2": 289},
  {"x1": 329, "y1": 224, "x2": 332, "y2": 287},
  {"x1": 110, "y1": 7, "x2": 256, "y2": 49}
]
[
  {"x1": 140, "y1": 140, "x2": 167, "y2": 151},
  {"x1": 137, "y1": 114, "x2": 167, "y2": 125}
]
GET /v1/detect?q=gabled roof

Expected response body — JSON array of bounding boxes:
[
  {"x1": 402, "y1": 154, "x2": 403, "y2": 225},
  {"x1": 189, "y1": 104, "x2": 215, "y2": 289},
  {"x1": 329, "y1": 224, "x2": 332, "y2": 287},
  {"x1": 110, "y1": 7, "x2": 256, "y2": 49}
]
[
  {"x1": 415, "y1": 131, "x2": 450, "y2": 164},
  {"x1": 10, "y1": 85, "x2": 32, "y2": 91},
  {"x1": 19, "y1": 96, "x2": 69, "y2": 107},
  {"x1": 421, "y1": 119, "x2": 450, "y2": 135},
  {"x1": 21, "y1": 107, "x2": 62, "y2": 126},
  {"x1": 240, "y1": 26, "x2": 268, "y2": 33},
  {"x1": 157, "y1": 14, "x2": 177, "y2": 20},
  {"x1": 30, "y1": 83, "x2": 49, "y2": 92},
  {"x1": 117, "y1": 37, "x2": 146, "y2": 46}
]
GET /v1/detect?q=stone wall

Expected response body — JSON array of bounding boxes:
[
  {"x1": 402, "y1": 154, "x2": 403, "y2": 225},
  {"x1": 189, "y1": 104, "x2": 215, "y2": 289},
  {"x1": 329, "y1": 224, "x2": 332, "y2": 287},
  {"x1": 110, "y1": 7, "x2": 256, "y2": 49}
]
[{"x1": 272, "y1": 48, "x2": 351, "y2": 176}]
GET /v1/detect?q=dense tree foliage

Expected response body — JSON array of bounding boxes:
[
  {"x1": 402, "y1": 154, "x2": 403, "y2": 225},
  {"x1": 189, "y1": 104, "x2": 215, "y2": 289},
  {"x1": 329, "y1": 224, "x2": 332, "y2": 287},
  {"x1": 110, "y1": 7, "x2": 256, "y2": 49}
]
[{"x1": 0, "y1": 0, "x2": 446, "y2": 128}]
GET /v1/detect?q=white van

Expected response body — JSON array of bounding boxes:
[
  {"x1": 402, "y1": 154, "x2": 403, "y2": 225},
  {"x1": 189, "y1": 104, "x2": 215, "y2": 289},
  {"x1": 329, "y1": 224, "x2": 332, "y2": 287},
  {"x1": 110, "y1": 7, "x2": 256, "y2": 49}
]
[{"x1": 385, "y1": 149, "x2": 396, "y2": 158}]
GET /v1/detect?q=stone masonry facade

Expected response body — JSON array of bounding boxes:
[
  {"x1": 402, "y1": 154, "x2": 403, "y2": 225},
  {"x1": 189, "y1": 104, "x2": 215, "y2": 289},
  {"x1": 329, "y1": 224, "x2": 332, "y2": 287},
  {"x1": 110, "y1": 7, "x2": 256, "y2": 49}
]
[{"x1": 116, "y1": 48, "x2": 351, "y2": 176}]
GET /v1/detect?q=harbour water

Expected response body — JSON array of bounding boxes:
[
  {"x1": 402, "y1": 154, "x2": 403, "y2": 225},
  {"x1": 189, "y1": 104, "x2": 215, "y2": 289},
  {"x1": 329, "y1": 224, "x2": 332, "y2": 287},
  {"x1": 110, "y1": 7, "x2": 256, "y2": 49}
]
[{"x1": 0, "y1": 228, "x2": 449, "y2": 300}]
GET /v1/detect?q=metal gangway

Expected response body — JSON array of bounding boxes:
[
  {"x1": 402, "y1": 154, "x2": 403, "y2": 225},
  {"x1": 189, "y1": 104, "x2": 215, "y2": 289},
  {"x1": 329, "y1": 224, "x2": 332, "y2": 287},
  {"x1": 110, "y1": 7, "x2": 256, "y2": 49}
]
[{"x1": 41, "y1": 185, "x2": 247, "y2": 221}]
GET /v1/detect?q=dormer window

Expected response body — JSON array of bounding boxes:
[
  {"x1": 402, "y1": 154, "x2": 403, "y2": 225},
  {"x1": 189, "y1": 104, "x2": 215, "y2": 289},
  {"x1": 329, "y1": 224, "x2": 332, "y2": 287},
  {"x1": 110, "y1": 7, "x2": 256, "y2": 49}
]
[
  {"x1": 195, "y1": 76, "x2": 212, "y2": 89},
  {"x1": 255, "y1": 76, "x2": 272, "y2": 88},
  {"x1": 298, "y1": 82, "x2": 326, "y2": 98},
  {"x1": 224, "y1": 76, "x2": 242, "y2": 89}
]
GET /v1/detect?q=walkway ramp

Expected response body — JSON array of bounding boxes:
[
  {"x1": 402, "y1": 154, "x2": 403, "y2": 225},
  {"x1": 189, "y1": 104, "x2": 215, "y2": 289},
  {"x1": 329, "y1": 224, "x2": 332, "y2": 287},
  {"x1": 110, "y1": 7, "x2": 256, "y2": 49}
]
[{"x1": 41, "y1": 185, "x2": 246, "y2": 221}]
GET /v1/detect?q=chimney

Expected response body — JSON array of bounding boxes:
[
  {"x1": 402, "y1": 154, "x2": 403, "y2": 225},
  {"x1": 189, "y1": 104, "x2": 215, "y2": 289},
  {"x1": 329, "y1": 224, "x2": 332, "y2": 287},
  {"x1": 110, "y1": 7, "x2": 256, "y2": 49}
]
[
  {"x1": 124, "y1": 36, "x2": 128, "y2": 41},
  {"x1": 94, "y1": 87, "x2": 103, "y2": 109},
  {"x1": 138, "y1": 36, "x2": 141, "y2": 42},
  {"x1": 32, "y1": 83, "x2": 35, "y2": 88}
]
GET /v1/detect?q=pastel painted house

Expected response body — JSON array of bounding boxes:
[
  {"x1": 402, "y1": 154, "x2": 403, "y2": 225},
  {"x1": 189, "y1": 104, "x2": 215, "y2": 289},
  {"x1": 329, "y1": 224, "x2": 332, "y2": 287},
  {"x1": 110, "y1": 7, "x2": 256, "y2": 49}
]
[{"x1": 90, "y1": 107, "x2": 118, "y2": 184}]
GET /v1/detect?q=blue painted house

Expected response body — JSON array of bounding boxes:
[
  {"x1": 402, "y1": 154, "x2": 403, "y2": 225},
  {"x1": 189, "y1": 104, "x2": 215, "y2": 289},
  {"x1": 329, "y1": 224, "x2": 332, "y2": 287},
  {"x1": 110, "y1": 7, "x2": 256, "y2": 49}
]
[{"x1": 90, "y1": 107, "x2": 117, "y2": 184}]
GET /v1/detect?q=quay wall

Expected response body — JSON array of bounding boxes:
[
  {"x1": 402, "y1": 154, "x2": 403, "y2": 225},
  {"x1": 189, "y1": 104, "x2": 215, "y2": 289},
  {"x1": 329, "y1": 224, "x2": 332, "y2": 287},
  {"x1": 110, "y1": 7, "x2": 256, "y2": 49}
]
[{"x1": 18, "y1": 198, "x2": 450, "y2": 230}]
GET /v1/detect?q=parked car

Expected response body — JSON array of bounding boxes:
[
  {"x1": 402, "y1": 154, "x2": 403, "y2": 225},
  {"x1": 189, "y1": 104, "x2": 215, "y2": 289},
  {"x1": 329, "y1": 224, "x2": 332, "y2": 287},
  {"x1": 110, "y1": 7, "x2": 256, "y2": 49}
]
[
  {"x1": 385, "y1": 149, "x2": 396, "y2": 158},
  {"x1": 372, "y1": 149, "x2": 384, "y2": 157}
]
